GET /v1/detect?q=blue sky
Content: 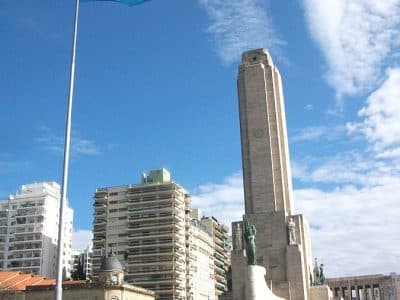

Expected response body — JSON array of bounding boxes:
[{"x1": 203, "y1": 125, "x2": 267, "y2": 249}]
[{"x1": 1, "y1": 0, "x2": 399, "y2": 276}]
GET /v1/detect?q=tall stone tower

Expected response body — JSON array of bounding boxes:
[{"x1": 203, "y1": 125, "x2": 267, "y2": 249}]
[{"x1": 231, "y1": 49, "x2": 313, "y2": 300}]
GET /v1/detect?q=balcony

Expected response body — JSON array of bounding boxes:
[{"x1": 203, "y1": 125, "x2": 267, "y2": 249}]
[
  {"x1": 127, "y1": 247, "x2": 180, "y2": 257},
  {"x1": 128, "y1": 240, "x2": 176, "y2": 249},
  {"x1": 128, "y1": 222, "x2": 182, "y2": 232},
  {"x1": 128, "y1": 213, "x2": 184, "y2": 223},
  {"x1": 126, "y1": 185, "x2": 175, "y2": 195},
  {"x1": 13, "y1": 236, "x2": 42, "y2": 244},
  {"x1": 127, "y1": 228, "x2": 184, "y2": 240},
  {"x1": 93, "y1": 218, "x2": 107, "y2": 225},
  {"x1": 10, "y1": 242, "x2": 42, "y2": 251},
  {"x1": 93, "y1": 197, "x2": 107, "y2": 208},
  {"x1": 127, "y1": 203, "x2": 178, "y2": 213},
  {"x1": 93, "y1": 235, "x2": 106, "y2": 242},
  {"x1": 93, "y1": 221, "x2": 106, "y2": 229},
  {"x1": 127, "y1": 255, "x2": 186, "y2": 265},
  {"x1": 133, "y1": 270, "x2": 174, "y2": 277},
  {"x1": 9, "y1": 255, "x2": 41, "y2": 261},
  {"x1": 15, "y1": 208, "x2": 45, "y2": 217},
  {"x1": 93, "y1": 208, "x2": 106, "y2": 215}
]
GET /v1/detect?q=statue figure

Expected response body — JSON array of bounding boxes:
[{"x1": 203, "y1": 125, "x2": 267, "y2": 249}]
[
  {"x1": 287, "y1": 218, "x2": 296, "y2": 245},
  {"x1": 313, "y1": 258, "x2": 325, "y2": 285},
  {"x1": 244, "y1": 220, "x2": 257, "y2": 265},
  {"x1": 234, "y1": 222, "x2": 243, "y2": 250}
]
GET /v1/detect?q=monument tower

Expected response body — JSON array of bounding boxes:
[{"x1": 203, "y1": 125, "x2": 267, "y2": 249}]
[{"x1": 231, "y1": 49, "x2": 314, "y2": 300}]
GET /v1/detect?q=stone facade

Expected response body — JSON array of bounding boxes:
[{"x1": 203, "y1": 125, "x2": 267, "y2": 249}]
[
  {"x1": 232, "y1": 49, "x2": 313, "y2": 300},
  {"x1": 327, "y1": 273, "x2": 399, "y2": 300},
  {"x1": 24, "y1": 283, "x2": 155, "y2": 300},
  {"x1": 310, "y1": 285, "x2": 333, "y2": 300}
]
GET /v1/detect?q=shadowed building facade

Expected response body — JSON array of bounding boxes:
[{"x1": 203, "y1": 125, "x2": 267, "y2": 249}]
[{"x1": 231, "y1": 49, "x2": 313, "y2": 300}]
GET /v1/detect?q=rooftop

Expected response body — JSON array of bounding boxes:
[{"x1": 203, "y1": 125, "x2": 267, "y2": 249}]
[{"x1": 0, "y1": 271, "x2": 85, "y2": 292}]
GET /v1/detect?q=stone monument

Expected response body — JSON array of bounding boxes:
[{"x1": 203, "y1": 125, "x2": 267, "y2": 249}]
[
  {"x1": 231, "y1": 49, "x2": 315, "y2": 300},
  {"x1": 313, "y1": 258, "x2": 326, "y2": 286},
  {"x1": 309, "y1": 258, "x2": 332, "y2": 300},
  {"x1": 242, "y1": 220, "x2": 286, "y2": 300}
]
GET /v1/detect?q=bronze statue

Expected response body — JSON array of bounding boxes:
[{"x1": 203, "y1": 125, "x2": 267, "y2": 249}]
[
  {"x1": 244, "y1": 220, "x2": 257, "y2": 265},
  {"x1": 313, "y1": 258, "x2": 325, "y2": 285}
]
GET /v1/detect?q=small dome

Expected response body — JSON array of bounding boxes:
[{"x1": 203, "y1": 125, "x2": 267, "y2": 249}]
[{"x1": 100, "y1": 251, "x2": 123, "y2": 272}]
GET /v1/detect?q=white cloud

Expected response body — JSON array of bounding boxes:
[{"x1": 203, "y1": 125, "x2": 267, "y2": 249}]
[
  {"x1": 376, "y1": 147, "x2": 400, "y2": 159},
  {"x1": 0, "y1": 155, "x2": 31, "y2": 174},
  {"x1": 286, "y1": 43, "x2": 400, "y2": 275},
  {"x1": 302, "y1": 0, "x2": 400, "y2": 96},
  {"x1": 293, "y1": 152, "x2": 369, "y2": 186},
  {"x1": 347, "y1": 68, "x2": 400, "y2": 151},
  {"x1": 295, "y1": 181, "x2": 400, "y2": 276},
  {"x1": 291, "y1": 126, "x2": 328, "y2": 143},
  {"x1": 72, "y1": 138, "x2": 100, "y2": 156},
  {"x1": 293, "y1": 144, "x2": 400, "y2": 276},
  {"x1": 199, "y1": 0, "x2": 283, "y2": 64},
  {"x1": 192, "y1": 161, "x2": 400, "y2": 276},
  {"x1": 72, "y1": 229, "x2": 93, "y2": 251},
  {"x1": 191, "y1": 172, "x2": 244, "y2": 228},
  {"x1": 192, "y1": 0, "x2": 400, "y2": 279},
  {"x1": 290, "y1": 125, "x2": 345, "y2": 143},
  {"x1": 304, "y1": 104, "x2": 313, "y2": 111},
  {"x1": 37, "y1": 126, "x2": 100, "y2": 157}
]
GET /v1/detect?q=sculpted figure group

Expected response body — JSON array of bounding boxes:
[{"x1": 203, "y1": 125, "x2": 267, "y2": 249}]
[{"x1": 313, "y1": 258, "x2": 326, "y2": 285}]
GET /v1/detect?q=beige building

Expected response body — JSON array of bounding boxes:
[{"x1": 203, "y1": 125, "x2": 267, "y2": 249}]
[
  {"x1": 186, "y1": 215, "x2": 216, "y2": 300},
  {"x1": 0, "y1": 182, "x2": 73, "y2": 278},
  {"x1": 231, "y1": 49, "x2": 314, "y2": 300},
  {"x1": 327, "y1": 273, "x2": 399, "y2": 300},
  {"x1": 198, "y1": 214, "x2": 230, "y2": 297},
  {"x1": 92, "y1": 169, "x2": 231, "y2": 300},
  {"x1": 93, "y1": 169, "x2": 193, "y2": 300},
  {"x1": 0, "y1": 252, "x2": 154, "y2": 300}
]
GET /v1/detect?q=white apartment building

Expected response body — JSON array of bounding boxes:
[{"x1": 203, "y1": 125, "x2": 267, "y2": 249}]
[
  {"x1": 195, "y1": 211, "x2": 230, "y2": 298},
  {"x1": 0, "y1": 182, "x2": 73, "y2": 278},
  {"x1": 92, "y1": 169, "x2": 190, "y2": 300},
  {"x1": 71, "y1": 246, "x2": 93, "y2": 280},
  {"x1": 186, "y1": 217, "x2": 216, "y2": 300}
]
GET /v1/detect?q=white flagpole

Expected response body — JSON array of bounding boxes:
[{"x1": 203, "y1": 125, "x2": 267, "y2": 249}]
[{"x1": 55, "y1": 0, "x2": 79, "y2": 299}]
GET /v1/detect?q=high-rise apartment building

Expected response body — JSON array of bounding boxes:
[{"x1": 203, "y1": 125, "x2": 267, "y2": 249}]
[
  {"x1": 92, "y1": 169, "x2": 190, "y2": 300},
  {"x1": 92, "y1": 169, "x2": 231, "y2": 300},
  {"x1": 0, "y1": 182, "x2": 73, "y2": 278},
  {"x1": 71, "y1": 247, "x2": 93, "y2": 280},
  {"x1": 198, "y1": 214, "x2": 230, "y2": 298},
  {"x1": 187, "y1": 213, "x2": 216, "y2": 300}
]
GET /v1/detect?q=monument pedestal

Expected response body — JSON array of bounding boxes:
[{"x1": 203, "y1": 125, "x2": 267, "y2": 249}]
[
  {"x1": 245, "y1": 265, "x2": 285, "y2": 300},
  {"x1": 310, "y1": 285, "x2": 333, "y2": 300}
]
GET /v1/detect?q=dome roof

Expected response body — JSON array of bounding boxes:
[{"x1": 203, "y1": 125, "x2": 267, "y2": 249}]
[{"x1": 100, "y1": 251, "x2": 123, "y2": 272}]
